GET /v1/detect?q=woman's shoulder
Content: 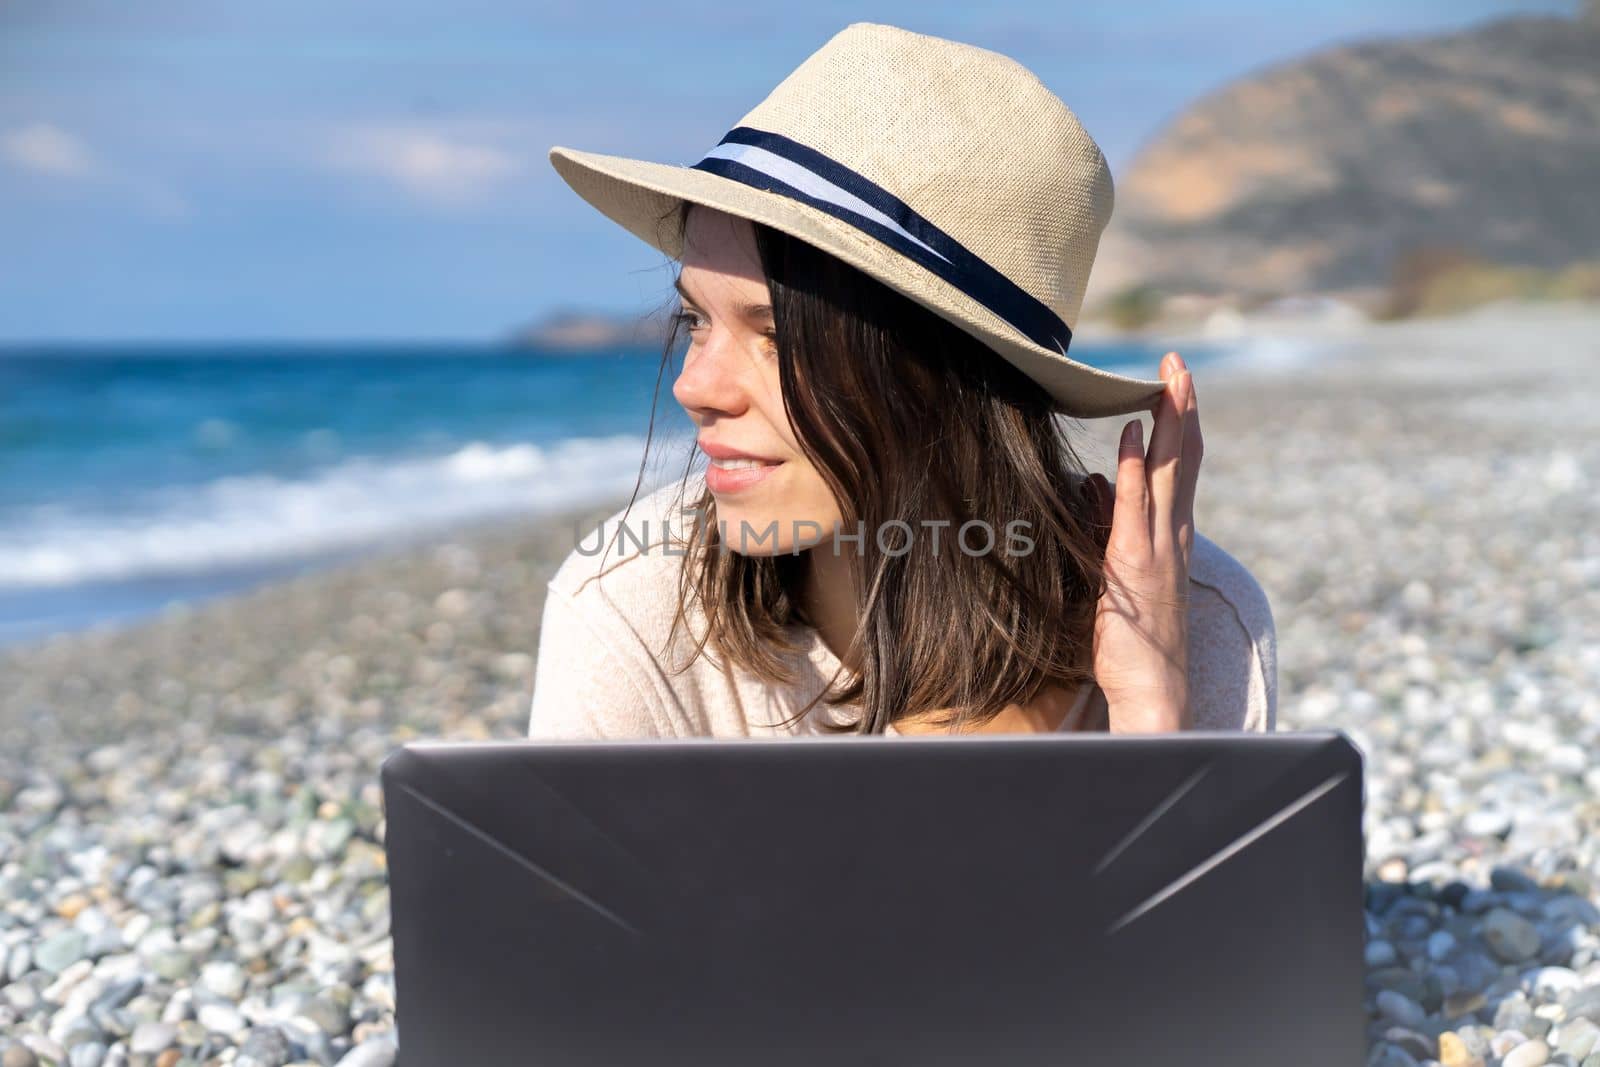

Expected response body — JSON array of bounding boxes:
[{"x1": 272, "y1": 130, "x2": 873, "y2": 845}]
[
  {"x1": 547, "y1": 476, "x2": 702, "y2": 617},
  {"x1": 1186, "y1": 532, "x2": 1278, "y2": 732}
]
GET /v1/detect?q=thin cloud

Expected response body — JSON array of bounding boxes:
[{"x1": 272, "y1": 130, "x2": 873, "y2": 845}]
[
  {"x1": 3, "y1": 123, "x2": 98, "y2": 178},
  {"x1": 325, "y1": 123, "x2": 524, "y2": 206},
  {"x1": 2, "y1": 121, "x2": 189, "y2": 219}
]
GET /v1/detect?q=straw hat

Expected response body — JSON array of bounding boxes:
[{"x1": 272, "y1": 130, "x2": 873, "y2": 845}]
[{"x1": 548, "y1": 21, "x2": 1166, "y2": 419}]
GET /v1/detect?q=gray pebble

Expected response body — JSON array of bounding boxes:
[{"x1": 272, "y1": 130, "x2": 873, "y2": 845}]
[
  {"x1": 68, "y1": 1043, "x2": 106, "y2": 1067},
  {"x1": 1382, "y1": 1025, "x2": 1434, "y2": 1060},
  {"x1": 33, "y1": 930, "x2": 89, "y2": 975},
  {"x1": 1497, "y1": 993, "x2": 1535, "y2": 1031},
  {"x1": 1502, "y1": 1038, "x2": 1551, "y2": 1067},
  {"x1": 196, "y1": 1001, "x2": 246, "y2": 1035},
  {"x1": 146, "y1": 950, "x2": 193, "y2": 982},
  {"x1": 1484, "y1": 908, "x2": 1543, "y2": 964},
  {"x1": 5, "y1": 944, "x2": 32, "y2": 984},
  {"x1": 1527, "y1": 966, "x2": 1582, "y2": 997},
  {"x1": 335, "y1": 1035, "x2": 398, "y2": 1067},
  {"x1": 306, "y1": 994, "x2": 352, "y2": 1035},
  {"x1": 128, "y1": 1021, "x2": 177, "y2": 1055},
  {"x1": 90, "y1": 977, "x2": 142, "y2": 1016},
  {"x1": 199, "y1": 959, "x2": 246, "y2": 1000},
  {"x1": 1464, "y1": 810, "x2": 1512, "y2": 838},
  {"x1": 1566, "y1": 985, "x2": 1600, "y2": 1021},
  {"x1": 1556, "y1": 1018, "x2": 1600, "y2": 1060},
  {"x1": 1492, "y1": 867, "x2": 1542, "y2": 894},
  {"x1": 237, "y1": 1025, "x2": 293, "y2": 1067},
  {"x1": 1367, "y1": 939, "x2": 1399, "y2": 967},
  {"x1": 1377, "y1": 989, "x2": 1427, "y2": 1028},
  {"x1": 1427, "y1": 930, "x2": 1457, "y2": 962}
]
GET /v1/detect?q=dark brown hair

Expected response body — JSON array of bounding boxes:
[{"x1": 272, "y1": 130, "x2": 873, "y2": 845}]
[{"x1": 604, "y1": 200, "x2": 1109, "y2": 734}]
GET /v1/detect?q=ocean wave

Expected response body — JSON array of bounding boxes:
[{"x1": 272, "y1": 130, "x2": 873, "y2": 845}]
[{"x1": 0, "y1": 435, "x2": 664, "y2": 588}]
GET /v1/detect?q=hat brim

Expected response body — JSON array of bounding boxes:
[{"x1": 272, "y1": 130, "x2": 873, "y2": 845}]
[{"x1": 549, "y1": 145, "x2": 1167, "y2": 419}]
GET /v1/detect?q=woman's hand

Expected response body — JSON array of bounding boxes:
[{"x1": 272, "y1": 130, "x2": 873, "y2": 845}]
[{"x1": 1079, "y1": 352, "x2": 1202, "y2": 733}]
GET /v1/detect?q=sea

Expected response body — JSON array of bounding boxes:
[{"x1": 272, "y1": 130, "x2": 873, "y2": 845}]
[{"x1": 0, "y1": 338, "x2": 1242, "y2": 647}]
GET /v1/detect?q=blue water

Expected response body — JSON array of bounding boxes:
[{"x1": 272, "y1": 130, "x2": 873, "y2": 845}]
[{"x1": 0, "y1": 338, "x2": 1223, "y2": 646}]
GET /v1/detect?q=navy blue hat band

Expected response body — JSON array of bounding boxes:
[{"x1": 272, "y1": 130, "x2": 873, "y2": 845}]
[{"x1": 689, "y1": 126, "x2": 1073, "y2": 356}]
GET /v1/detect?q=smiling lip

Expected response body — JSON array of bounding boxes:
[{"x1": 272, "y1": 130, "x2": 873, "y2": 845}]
[
  {"x1": 699, "y1": 437, "x2": 784, "y2": 494},
  {"x1": 698, "y1": 438, "x2": 783, "y2": 463}
]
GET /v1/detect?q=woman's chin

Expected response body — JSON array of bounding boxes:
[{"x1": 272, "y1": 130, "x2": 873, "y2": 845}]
[{"x1": 715, "y1": 505, "x2": 789, "y2": 556}]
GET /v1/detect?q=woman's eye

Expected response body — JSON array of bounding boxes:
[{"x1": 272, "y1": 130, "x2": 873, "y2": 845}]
[{"x1": 672, "y1": 312, "x2": 776, "y2": 353}]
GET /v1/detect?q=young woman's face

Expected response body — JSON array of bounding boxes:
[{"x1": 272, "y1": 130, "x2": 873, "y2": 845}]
[{"x1": 671, "y1": 206, "x2": 843, "y2": 554}]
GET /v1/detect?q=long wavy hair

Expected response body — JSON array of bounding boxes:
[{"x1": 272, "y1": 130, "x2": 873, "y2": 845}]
[{"x1": 597, "y1": 199, "x2": 1111, "y2": 734}]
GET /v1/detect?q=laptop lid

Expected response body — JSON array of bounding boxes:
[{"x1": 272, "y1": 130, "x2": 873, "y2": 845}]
[{"x1": 381, "y1": 730, "x2": 1365, "y2": 1066}]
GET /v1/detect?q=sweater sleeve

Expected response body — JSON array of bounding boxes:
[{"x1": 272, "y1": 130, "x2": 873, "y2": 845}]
[
  {"x1": 1186, "y1": 533, "x2": 1279, "y2": 733},
  {"x1": 526, "y1": 580, "x2": 670, "y2": 740}
]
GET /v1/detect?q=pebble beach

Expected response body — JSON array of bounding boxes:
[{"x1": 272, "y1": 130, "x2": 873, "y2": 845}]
[{"x1": 1, "y1": 301, "x2": 1597, "y2": 1066}]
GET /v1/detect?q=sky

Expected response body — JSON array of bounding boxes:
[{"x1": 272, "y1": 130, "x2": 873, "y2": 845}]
[{"x1": 0, "y1": 0, "x2": 1581, "y2": 343}]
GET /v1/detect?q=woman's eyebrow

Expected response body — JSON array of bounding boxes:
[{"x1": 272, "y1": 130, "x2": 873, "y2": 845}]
[{"x1": 673, "y1": 274, "x2": 773, "y2": 319}]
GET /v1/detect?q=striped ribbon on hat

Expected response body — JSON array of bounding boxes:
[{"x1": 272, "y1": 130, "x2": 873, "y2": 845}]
[{"x1": 689, "y1": 126, "x2": 1073, "y2": 356}]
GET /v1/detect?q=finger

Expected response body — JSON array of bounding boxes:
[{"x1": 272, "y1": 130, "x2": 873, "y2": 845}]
[
  {"x1": 1174, "y1": 364, "x2": 1203, "y2": 566},
  {"x1": 1144, "y1": 355, "x2": 1188, "y2": 544},
  {"x1": 1113, "y1": 419, "x2": 1148, "y2": 550}
]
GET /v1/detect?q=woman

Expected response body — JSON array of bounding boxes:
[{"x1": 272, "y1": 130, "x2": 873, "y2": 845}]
[{"x1": 528, "y1": 22, "x2": 1276, "y2": 739}]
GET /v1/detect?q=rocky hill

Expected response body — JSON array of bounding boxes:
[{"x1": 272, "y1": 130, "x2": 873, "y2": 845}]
[
  {"x1": 1084, "y1": 6, "x2": 1600, "y2": 310},
  {"x1": 506, "y1": 308, "x2": 672, "y2": 351}
]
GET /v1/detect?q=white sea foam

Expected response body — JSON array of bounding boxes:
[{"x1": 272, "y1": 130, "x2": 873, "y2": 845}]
[{"x1": 0, "y1": 434, "x2": 667, "y2": 588}]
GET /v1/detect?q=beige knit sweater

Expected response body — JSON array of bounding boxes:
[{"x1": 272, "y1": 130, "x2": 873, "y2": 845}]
[{"x1": 528, "y1": 474, "x2": 1277, "y2": 739}]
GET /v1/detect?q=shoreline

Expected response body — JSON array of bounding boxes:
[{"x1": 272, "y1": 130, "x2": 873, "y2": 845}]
[
  {"x1": 0, "y1": 300, "x2": 1552, "y2": 658},
  {"x1": 0, "y1": 325, "x2": 1239, "y2": 655},
  {"x1": 0, "y1": 494, "x2": 643, "y2": 657}
]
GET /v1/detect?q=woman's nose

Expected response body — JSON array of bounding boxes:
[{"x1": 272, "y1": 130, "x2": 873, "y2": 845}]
[{"x1": 671, "y1": 326, "x2": 751, "y2": 417}]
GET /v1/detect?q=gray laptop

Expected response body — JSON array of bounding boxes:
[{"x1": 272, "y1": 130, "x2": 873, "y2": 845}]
[{"x1": 380, "y1": 730, "x2": 1365, "y2": 1065}]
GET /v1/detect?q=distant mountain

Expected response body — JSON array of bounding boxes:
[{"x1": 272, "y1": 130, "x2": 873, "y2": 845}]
[
  {"x1": 507, "y1": 308, "x2": 672, "y2": 351},
  {"x1": 1084, "y1": 6, "x2": 1600, "y2": 308}
]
